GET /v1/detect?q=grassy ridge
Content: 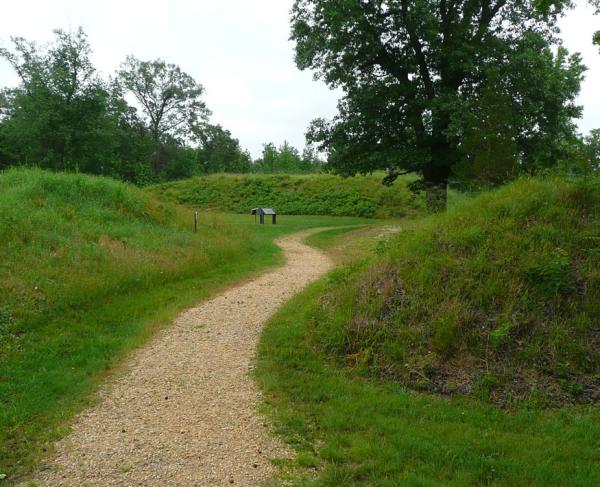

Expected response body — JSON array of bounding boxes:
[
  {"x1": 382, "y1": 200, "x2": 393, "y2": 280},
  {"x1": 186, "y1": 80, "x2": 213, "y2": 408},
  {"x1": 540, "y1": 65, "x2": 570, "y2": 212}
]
[
  {"x1": 295, "y1": 177, "x2": 600, "y2": 406},
  {"x1": 256, "y1": 280, "x2": 600, "y2": 486},
  {"x1": 0, "y1": 169, "x2": 258, "y2": 479},
  {"x1": 152, "y1": 173, "x2": 424, "y2": 218},
  {"x1": 255, "y1": 176, "x2": 600, "y2": 485},
  {"x1": 0, "y1": 169, "x2": 373, "y2": 481}
]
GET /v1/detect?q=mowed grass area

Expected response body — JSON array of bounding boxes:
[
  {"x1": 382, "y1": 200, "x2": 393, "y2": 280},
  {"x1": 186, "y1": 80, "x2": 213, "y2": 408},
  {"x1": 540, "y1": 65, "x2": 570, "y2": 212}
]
[
  {"x1": 255, "y1": 176, "x2": 600, "y2": 486},
  {"x1": 0, "y1": 168, "x2": 374, "y2": 482},
  {"x1": 151, "y1": 172, "x2": 425, "y2": 218},
  {"x1": 215, "y1": 212, "x2": 379, "y2": 241}
]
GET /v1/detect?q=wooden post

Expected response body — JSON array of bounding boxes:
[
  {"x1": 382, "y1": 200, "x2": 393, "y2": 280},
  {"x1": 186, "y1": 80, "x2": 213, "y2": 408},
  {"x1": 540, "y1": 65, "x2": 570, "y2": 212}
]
[{"x1": 194, "y1": 210, "x2": 198, "y2": 233}]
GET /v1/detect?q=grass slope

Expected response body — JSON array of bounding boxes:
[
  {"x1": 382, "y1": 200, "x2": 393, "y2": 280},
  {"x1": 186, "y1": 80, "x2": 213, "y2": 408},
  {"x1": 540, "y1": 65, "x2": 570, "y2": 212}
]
[
  {"x1": 0, "y1": 168, "x2": 372, "y2": 481},
  {"x1": 256, "y1": 176, "x2": 600, "y2": 485},
  {"x1": 152, "y1": 173, "x2": 424, "y2": 218},
  {"x1": 301, "y1": 177, "x2": 599, "y2": 406},
  {"x1": 257, "y1": 282, "x2": 599, "y2": 486}
]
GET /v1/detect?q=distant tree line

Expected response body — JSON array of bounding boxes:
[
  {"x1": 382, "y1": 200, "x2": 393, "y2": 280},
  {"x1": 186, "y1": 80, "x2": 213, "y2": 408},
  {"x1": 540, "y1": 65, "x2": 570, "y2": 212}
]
[{"x1": 0, "y1": 28, "x2": 324, "y2": 185}]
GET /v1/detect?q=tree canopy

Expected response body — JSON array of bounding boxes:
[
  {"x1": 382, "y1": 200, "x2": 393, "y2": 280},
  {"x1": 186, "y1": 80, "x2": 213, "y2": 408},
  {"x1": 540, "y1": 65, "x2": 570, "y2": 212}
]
[
  {"x1": 118, "y1": 56, "x2": 210, "y2": 144},
  {"x1": 197, "y1": 124, "x2": 253, "y2": 174},
  {"x1": 292, "y1": 0, "x2": 587, "y2": 208},
  {"x1": 0, "y1": 28, "x2": 122, "y2": 174},
  {"x1": 0, "y1": 28, "x2": 323, "y2": 184},
  {"x1": 254, "y1": 141, "x2": 324, "y2": 173}
]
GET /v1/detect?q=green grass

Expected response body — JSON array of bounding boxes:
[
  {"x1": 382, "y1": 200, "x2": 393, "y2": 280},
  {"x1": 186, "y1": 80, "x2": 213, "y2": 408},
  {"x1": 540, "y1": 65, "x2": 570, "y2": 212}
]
[
  {"x1": 303, "y1": 226, "x2": 369, "y2": 250},
  {"x1": 287, "y1": 177, "x2": 600, "y2": 406},
  {"x1": 0, "y1": 168, "x2": 374, "y2": 482},
  {"x1": 256, "y1": 280, "x2": 600, "y2": 486},
  {"x1": 255, "y1": 176, "x2": 600, "y2": 485},
  {"x1": 151, "y1": 172, "x2": 425, "y2": 218}
]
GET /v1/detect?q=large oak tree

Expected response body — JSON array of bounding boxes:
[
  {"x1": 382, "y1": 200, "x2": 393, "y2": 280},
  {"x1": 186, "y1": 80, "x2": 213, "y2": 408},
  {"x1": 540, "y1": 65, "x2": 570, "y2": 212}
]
[{"x1": 291, "y1": 0, "x2": 586, "y2": 209}]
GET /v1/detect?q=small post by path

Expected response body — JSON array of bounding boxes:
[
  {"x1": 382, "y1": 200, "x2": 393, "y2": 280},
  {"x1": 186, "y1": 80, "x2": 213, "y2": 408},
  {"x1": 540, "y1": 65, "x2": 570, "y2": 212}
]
[{"x1": 194, "y1": 210, "x2": 198, "y2": 233}]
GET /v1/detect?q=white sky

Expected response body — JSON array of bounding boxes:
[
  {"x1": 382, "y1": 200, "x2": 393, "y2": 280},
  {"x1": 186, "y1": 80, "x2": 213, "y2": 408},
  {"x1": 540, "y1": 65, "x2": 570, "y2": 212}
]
[{"x1": 0, "y1": 0, "x2": 598, "y2": 158}]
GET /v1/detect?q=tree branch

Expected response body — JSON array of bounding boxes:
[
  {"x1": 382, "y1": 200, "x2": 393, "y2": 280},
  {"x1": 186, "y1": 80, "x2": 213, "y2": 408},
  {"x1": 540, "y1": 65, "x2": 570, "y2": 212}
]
[{"x1": 400, "y1": 0, "x2": 435, "y2": 100}]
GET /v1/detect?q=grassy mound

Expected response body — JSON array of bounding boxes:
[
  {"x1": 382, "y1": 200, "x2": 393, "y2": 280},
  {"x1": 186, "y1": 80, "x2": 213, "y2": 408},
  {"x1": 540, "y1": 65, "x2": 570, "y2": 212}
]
[
  {"x1": 256, "y1": 280, "x2": 600, "y2": 486},
  {"x1": 0, "y1": 168, "x2": 253, "y2": 337},
  {"x1": 0, "y1": 168, "x2": 375, "y2": 481},
  {"x1": 0, "y1": 169, "x2": 264, "y2": 478},
  {"x1": 152, "y1": 173, "x2": 423, "y2": 218},
  {"x1": 300, "y1": 177, "x2": 599, "y2": 406}
]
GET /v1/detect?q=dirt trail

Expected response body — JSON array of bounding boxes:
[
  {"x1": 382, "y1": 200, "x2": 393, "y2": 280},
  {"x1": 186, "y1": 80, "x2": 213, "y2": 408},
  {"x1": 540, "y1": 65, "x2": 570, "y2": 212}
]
[{"x1": 32, "y1": 231, "x2": 332, "y2": 487}]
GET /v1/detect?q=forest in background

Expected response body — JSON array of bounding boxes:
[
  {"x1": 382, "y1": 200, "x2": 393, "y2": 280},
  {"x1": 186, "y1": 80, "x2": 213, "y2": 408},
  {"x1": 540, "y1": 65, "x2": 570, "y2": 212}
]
[
  {"x1": 1, "y1": 17, "x2": 597, "y2": 194},
  {"x1": 0, "y1": 28, "x2": 324, "y2": 185}
]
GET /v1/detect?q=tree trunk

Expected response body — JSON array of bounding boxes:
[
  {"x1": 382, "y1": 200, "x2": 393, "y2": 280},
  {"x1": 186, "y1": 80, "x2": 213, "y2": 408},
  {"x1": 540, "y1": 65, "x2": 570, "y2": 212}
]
[
  {"x1": 152, "y1": 148, "x2": 161, "y2": 175},
  {"x1": 423, "y1": 128, "x2": 455, "y2": 212},
  {"x1": 152, "y1": 126, "x2": 162, "y2": 176},
  {"x1": 425, "y1": 182, "x2": 448, "y2": 212},
  {"x1": 422, "y1": 155, "x2": 452, "y2": 213}
]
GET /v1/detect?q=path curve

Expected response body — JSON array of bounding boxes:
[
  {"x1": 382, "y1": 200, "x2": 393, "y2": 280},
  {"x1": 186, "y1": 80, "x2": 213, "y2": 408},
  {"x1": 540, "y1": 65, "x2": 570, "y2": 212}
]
[{"x1": 32, "y1": 230, "x2": 333, "y2": 486}]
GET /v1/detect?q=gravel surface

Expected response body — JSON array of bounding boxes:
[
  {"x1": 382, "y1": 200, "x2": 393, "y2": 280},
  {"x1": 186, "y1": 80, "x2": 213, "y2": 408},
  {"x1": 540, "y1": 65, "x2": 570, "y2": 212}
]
[{"x1": 31, "y1": 231, "x2": 332, "y2": 487}]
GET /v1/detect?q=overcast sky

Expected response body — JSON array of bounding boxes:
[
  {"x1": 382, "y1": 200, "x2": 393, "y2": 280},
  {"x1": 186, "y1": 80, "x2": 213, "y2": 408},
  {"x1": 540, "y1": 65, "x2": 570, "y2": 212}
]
[{"x1": 0, "y1": 0, "x2": 598, "y2": 158}]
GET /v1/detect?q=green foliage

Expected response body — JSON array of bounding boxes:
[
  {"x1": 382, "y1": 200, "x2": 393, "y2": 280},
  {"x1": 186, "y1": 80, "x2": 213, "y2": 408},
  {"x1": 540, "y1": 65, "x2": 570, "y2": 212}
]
[
  {"x1": 526, "y1": 248, "x2": 575, "y2": 296},
  {"x1": 153, "y1": 173, "x2": 424, "y2": 218},
  {"x1": 197, "y1": 124, "x2": 253, "y2": 174},
  {"x1": 0, "y1": 29, "x2": 159, "y2": 184},
  {"x1": 591, "y1": 1, "x2": 600, "y2": 52},
  {"x1": 0, "y1": 28, "x2": 331, "y2": 185},
  {"x1": 288, "y1": 176, "x2": 600, "y2": 406},
  {"x1": 0, "y1": 29, "x2": 127, "y2": 174},
  {"x1": 118, "y1": 55, "x2": 210, "y2": 145},
  {"x1": 254, "y1": 141, "x2": 324, "y2": 174},
  {"x1": 0, "y1": 28, "x2": 255, "y2": 184},
  {"x1": 292, "y1": 1, "x2": 585, "y2": 206},
  {"x1": 255, "y1": 279, "x2": 600, "y2": 486},
  {"x1": 453, "y1": 77, "x2": 518, "y2": 188},
  {"x1": 490, "y1": 321, "x2": 512, "y2": 349},
  {"x1": 583, "y1": 129, "x2": 600, "y2": 169}
]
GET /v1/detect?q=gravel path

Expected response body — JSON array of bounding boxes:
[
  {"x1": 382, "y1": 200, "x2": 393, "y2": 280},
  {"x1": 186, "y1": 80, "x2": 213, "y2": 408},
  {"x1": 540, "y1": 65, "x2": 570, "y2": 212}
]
[{"x1": 32, "y1": 231, "x2": 332, "y2": 487}]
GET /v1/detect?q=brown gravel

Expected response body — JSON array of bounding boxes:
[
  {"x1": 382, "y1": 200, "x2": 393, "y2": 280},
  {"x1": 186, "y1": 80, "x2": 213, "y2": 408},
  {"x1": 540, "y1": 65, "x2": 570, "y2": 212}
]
[{"x1": 31, "y1": 231, "x2": 332, "y2": 487}]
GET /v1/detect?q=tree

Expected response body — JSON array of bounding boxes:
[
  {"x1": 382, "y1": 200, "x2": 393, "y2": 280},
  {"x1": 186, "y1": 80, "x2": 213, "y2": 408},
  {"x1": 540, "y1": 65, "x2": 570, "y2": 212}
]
[
  {"x1": 256, "y1": 142, "x2": 278, "y2": 173},
  {"x1": 198, "y1": 124, "x2": 253, "y2": 174},
  {"x1": 292, "y1": 0, "x2": 585, "y2": 210},
  {"x1": 0, "y1": 27, "x2": 250, "y2": 184},
  {"x1": 118, "y1": 56, "x2": 211, "y2": 174},
  {"x1": 0, "y1": 28, "x2": 120, "y2": 172},
  {"x1": 254, "y1": 141, "x2": 313, "y2": 173},
  {"x1": 583, "y1": 129, "x2": 600, "y2": 169},
  {"x1": 592, "y1": 0, "x2": 600, "y2": 52},
  {"x1": 453, "y1": 76, "x2": 518, "y2": 188},
  {"x1": 300, "y1": 145, "x2": 324, "y2": 173},
  {"x1": 276, "y1": 141, "x2": 303, "y2": 172}
]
